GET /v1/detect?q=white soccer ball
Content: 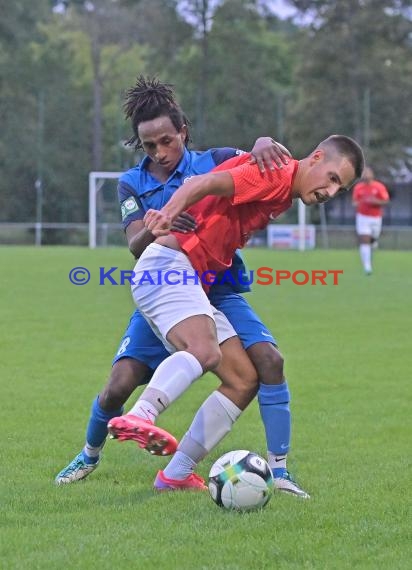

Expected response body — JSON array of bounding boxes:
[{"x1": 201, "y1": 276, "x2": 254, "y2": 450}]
[{"x1": 208, "y1": 450, "x2": 273, "y2": 511}]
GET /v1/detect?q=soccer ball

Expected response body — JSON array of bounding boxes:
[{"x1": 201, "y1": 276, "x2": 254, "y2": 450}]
[{"x1": 208, "y1": 450, "x2": 273, "y2": 511}]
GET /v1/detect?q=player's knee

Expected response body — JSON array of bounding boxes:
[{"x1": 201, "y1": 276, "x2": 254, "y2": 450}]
[
  {"x1": 99, "y1": 359, "x2": 147, "y2": 411},
  {"x1": 247, "y1": 344, "x2": 284, "y2": 384},
  {"x1": 99, "y1": 379, "x2": 131, "y2": 411},
  {"x1": 99, "y1": 384, "x2": 126, "y2": 411},
  {"x1": 190, "y1": 344, "x2": 222, "y2": 372},
  {"x1": 202, "y1": 347, "x2": 223, "y2": 371}
]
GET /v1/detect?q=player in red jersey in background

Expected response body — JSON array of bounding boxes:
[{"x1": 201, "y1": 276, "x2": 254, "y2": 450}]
[
  {"x1": 352, "y1": 166, "x2": 390, "y2": 275},
  {"x1": 108, "y1": 135, "x2": 364, "y2": 491}
]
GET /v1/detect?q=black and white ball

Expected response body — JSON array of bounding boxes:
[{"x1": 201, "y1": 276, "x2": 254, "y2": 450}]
[{"x1": 208, "y1": 450, "x2": 273, "y2": 511}]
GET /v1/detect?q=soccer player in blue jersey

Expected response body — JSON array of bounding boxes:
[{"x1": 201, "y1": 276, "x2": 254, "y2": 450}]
[{"x1": 55, "y1": 76, "x2": 309, "y2": 497}]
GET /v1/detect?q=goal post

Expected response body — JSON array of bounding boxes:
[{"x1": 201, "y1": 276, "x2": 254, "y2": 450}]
[
  {"x1": 298, "y1": 199, "x2": 306, "y2": 251},
  {"x1": 297, "y1": 199, "x2": 329, "y2": 250},
  {"x1": 89, "y1": 171, "x2": 122, "y2": 248}
]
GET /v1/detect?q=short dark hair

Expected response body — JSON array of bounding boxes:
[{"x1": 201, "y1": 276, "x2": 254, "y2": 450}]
[
  {"x1": 124, "y1": 75, "x2": 191, "y2": 149},
  {"x1": 319, "y1": 135, "x2": 365, "y2": 180}
]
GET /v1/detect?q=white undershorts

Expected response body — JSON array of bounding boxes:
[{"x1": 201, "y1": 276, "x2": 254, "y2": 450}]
[
  {"x1": 131, "y1": 243, "x2": 236, "y2": 353},
  {"x1": 356, "y1": 213, "x2": 382, "y2": 239}
]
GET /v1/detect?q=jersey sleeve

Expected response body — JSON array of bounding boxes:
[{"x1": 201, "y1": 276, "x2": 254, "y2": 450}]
[
  {"x1": 210, "y1": 147, "x2": 245, "y2": 166},
  {"x1": 118, "y1": 181, "x2": 144, "y2": 229},
  {"x1": 377, "y1": 182, "x2": 390, "y2": 201}
]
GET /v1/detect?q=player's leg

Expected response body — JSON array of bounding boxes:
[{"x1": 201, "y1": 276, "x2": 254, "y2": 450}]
[
  {"x1": 155, "y1": 335, "x2": 258, "y2": 490},
  {"x1": 110, "y1": 245, "x2": 230, "y2": 434},
  {"x1": 212, "y1": 290, "x2": 309, "y2": 498},
  {"x1": 107, "y1": 312, "x2": 223, "y2": 455},
  {"x1": 356, "y1": 214, "x2": 373, "y2": 274},
  {"x1": 55, "y1": 310, "x2": 169, "y2": 484},
  {"x1": 370, "y1": 217, "x2": 383, "y2": 252},
  {"x1": 359, "y1": 234, "x2": 373, "y2": 274},
  {"x1": 108, "y1": 311, "x2": 228, "y2": 438}
]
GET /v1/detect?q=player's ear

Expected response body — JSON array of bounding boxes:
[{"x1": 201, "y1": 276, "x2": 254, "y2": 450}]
[
  {"x1": 309, "y1": 149, "x2": 324, "y2": 165},
  {"x1": 179, "y1": 124, "x2": 188, "y2": 143}
]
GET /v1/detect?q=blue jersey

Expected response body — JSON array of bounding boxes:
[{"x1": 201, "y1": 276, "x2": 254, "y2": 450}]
[{"x1": 118, "y1": 147, "x2": 250, "y2": 295}]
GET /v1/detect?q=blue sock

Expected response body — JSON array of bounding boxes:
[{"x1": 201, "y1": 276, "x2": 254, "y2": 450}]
[
  {"x1": 272, "y1": 467, "x2": 288, "y2": 478},
  {"x1": 258, "y1": 381, "x2": 291, "y2": 456},
  {"x1": 83, "y1": 396, "x2": 123, "y2": 464}
]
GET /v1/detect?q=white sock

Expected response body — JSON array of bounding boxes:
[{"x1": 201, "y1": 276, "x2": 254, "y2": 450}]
[
  {"x1": 83, "y1": 443, "x2": 103, "y2": 461},
  {"x1": 128, "y1": 399, "x2": 159, "y2": 422},
  {"x1": 267, "y1": 451, "x2": 287, "y2": 470},
  {"x1": 360, "y1": 244, "x2": 372, "y2": 272},
  {"x1": 163, "y1": 391, "x2": 242, "y2": 480},
  {"x1": 128, "y1": 351, "x2": 203, "y2": 420},
  {"x1": 162, "y1": 451, "x2": 197, "y2": 480}
]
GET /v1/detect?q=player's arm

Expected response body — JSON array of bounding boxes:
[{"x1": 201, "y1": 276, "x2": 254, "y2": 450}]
[
  {"x1": 120, "y1": 182, "x2": 197, "y2": 257},
  {"x1": 363, "y1": 196, "x2": 390, "y2": 205},
  {"x1": 144, "y1": 171, "x2": 234, "y2": 236},
  {"x1": 363, "y1": 185, "x2": 390, "y2": 206},
  {"x1": 127, "y1": 214, "x2": 197, "y2": 257},
  {"x1": 126, "y1": 220, "x2": 156, "y2": 258}
]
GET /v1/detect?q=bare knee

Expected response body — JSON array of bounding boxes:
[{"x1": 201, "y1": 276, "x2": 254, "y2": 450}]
[
  {"x1": 247, "y1": 343, "x2": 284, "y2": 384},
  {"x1": 99, "y1": 358, "x2": 150, "y2": 411},
  {"x1": 189, "y1": 343, "x2": 222, "y2": 372},
  {"x1": 359, "y1": 234, "x2": 372, "y2": 244}
]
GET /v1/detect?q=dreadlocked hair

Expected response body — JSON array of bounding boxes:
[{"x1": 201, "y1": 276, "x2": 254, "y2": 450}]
[{"x1": 124, "y1": 75, "x2": 191, "y2": 150}]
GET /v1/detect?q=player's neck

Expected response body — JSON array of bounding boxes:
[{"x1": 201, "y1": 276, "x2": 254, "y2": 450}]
[
  {"x1": 290, "y1": 159, "x2": 305, "y2": 199},
  {"x1": 147, "y1": 160, "x2": 174, "y2": 183}
]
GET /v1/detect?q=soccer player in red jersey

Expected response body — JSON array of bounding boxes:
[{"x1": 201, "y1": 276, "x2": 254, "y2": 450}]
[
  {"x1": 110, "y1": 134, "x2": 364, "y2": 490},
  {"x1": 352, "y1": 166, "x2": 390, "y2": 275}
]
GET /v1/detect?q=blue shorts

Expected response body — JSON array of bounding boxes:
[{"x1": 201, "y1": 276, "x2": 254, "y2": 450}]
[
  {"x1": 209, "y1": 288, "x2": 276, "y2": 350},
  {"x1": 113, "y1": 289, "x2": 276, "y2": 375}
]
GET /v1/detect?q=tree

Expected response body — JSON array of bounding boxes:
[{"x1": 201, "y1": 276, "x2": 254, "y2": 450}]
[
  {"x1": 174, "y1": 0, "x2": 296, "y2": 149},
  {"x1": 54, "y1": 0, "x2": 146, "y2": 171},
  {"x1": 285, "y1": 0, "x2": 412, "y2": 174},
  {"x1": 0, "y1": 0, "x2": 51, "y2": 222}
]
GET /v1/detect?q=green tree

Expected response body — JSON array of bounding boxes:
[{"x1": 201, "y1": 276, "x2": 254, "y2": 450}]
[
  {"x1": 174, "y1": 0, "x2": 297, "y2": 149},
  {"x1": 286, "y1": 0, "x2": 412, "y2": 174},
  {"x1": 0, "y1": 0, "x2": 51, "y2": 222}
]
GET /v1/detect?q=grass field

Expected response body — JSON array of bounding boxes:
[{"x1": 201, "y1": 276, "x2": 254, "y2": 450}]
[{"x1": 1, "y1": 246, "x2": 411, "y2": 569}]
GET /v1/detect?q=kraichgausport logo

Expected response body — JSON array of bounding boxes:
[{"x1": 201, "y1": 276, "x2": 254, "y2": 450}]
[{"x1": 68, "y1": 267, "x2": 343, "y2": 286}]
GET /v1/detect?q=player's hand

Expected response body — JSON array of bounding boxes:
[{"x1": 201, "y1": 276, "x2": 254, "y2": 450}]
[
  {"x1": 170, "y1": 211, "x2": 197, "y2": 233},
  {"x1": 250, "y1": 137, "x2": 291, "y2": 173},
  {"x1": 144, "y1": 209, "x2": 172, "y2": 237}
]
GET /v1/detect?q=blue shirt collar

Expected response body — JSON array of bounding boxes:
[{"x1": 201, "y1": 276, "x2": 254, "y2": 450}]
[{"x1": 140, "y1": 148, "x2": 191, "y2": 180}]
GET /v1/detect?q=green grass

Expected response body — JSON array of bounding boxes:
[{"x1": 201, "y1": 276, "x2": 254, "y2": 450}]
[{"x1": 1, "y1": 246, "x2": 411, "y2": 569}]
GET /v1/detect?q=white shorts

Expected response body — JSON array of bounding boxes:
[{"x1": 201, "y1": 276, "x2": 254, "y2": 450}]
[
  {"x1": 131, "y1": 243, "x2": 236, "y2": 353},
  {"x1": 356, "y1": 213, "x2": 383, "y2": 239}
]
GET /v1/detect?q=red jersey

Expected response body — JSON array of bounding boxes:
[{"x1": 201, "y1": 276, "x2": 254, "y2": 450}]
[
  {"x1": 173, "y1": 153, "x2": 297, "y2": 278},
  {"x1": 352, "y1": 180, "x2": 389, "y2": 217}
]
